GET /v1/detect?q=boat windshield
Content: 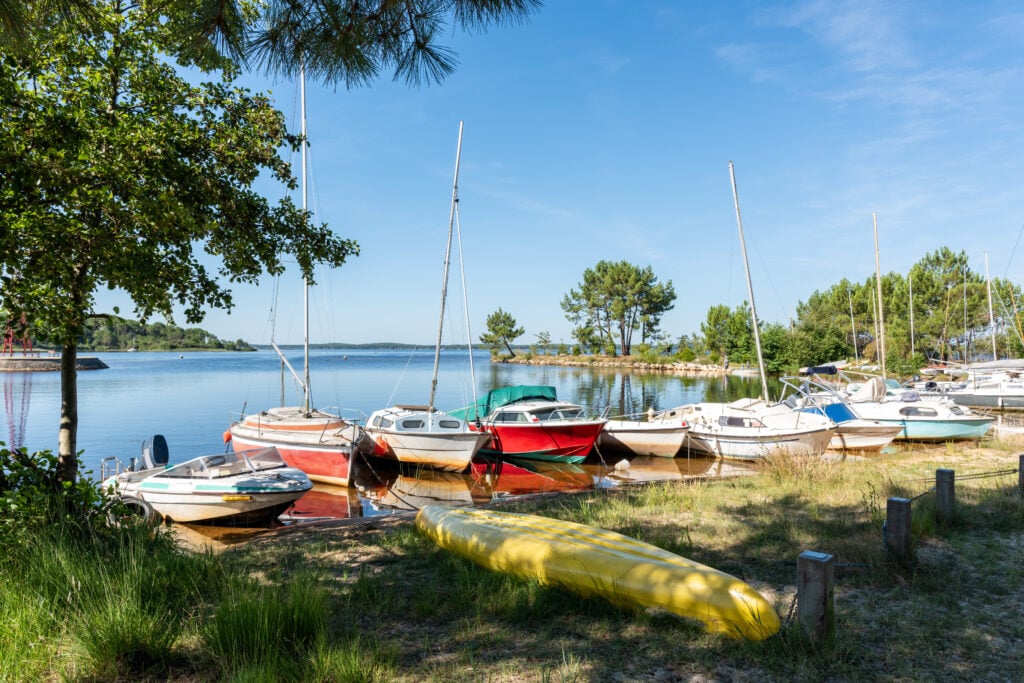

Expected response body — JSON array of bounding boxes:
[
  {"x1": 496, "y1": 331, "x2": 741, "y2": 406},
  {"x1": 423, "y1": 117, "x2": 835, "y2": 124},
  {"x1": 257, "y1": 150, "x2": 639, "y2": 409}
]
[{"x1": 156, "y1": 447, "x2": 286, "y2": 479}]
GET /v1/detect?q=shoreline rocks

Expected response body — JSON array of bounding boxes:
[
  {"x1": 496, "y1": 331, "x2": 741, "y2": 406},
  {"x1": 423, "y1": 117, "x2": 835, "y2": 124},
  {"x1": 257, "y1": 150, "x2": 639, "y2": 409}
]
[{"x1": 495, "y1": 355, "x2": 726, "y2": 377}]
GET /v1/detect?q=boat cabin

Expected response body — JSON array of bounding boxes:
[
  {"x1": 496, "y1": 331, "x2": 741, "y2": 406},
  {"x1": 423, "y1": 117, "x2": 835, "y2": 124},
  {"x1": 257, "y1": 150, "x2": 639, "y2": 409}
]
[
  {"x1": 487, "y1": 401, "x2": 585, "y2": 424},
  {"x1": 367, "y1": 406, "x2": 469, "y2": 433}
]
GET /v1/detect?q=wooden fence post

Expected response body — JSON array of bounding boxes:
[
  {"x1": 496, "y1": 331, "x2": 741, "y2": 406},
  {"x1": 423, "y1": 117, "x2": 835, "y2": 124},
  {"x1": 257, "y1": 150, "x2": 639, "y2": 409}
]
[
  {"x1": 797, "y1": 551, "x2": 835, "y2": 644},
  {"x1": 1019, "y1": 454, "x2": 1024, "y2": 496},
  {"x1": 935, "y1": 469, "x2": 955, "y2": 525},
  {"x1": 886, "y1": 497, "x2": 912, "y2": 562}
]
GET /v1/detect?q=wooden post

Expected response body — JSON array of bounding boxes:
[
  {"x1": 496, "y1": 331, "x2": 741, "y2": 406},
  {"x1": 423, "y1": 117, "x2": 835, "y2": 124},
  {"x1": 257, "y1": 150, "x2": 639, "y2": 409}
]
[
  {"x1": 886, "y1": 497, "x2": 912, "y2": 562},
  {"x1": 936, "y1": 469, "x2": 955, "y2": 525},
  {"x1": 1019, "y1": 454, "x2": 1024, "y2": 496},
  {"x1": 797, "y1": 551, "x2": 835, "y2": 644}
]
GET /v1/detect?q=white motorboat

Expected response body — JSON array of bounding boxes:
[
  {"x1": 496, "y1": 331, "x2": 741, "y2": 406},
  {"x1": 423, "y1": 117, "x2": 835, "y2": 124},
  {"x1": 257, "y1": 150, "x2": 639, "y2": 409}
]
[
  {"x1": 653, "y1": 399, "x2": 835, "y2": 461},
  {"x1": 597, "y1": 413, "x2": 690, "y2": 458},
  {"x1": 780, "y1": 374, "x2": 903, "y2": 452},
  {"x1": 103, "y1": 436, "x2": 311, "y2": 525}
]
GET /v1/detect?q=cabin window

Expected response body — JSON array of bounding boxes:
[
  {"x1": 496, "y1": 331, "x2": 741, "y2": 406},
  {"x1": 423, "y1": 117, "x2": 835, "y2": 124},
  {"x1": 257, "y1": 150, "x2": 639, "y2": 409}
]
[
  {"x1": 381, "y1": 418, "x2": 394, "y2": 429},
  {"x1": 401, "y1": 419, "x2": 425, "y2": 429},
  {"x1": 900, "y1": 406, "x2": 938, "y2": 417},
  {"x1": 439, "y1": 420, "x2": 461, "y2": 429},
  {"x1": 949, "y1": 406, "x2": 966, "y2": 416},
  {"x1": 720, "y1": 416, "x2": 764, "y2": 428},
  {"x1": 369, "y1": 416, "x2": 381, "y2": 428}
]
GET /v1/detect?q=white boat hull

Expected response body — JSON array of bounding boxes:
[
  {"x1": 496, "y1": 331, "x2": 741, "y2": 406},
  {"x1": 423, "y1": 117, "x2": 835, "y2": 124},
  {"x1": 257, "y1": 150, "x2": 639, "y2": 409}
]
[
  {"x1": 372, "y1": 430, "x2": 492, "y2": 472},
  {"x1": 657, "y1": 401, "x2": 835, "y2": 461},
  {"x1": 828, "y1": 421, "x2": 903, "y2": 451},
  {"x1": 597, "y1": 420, "x2": 690, "y2": 458}
]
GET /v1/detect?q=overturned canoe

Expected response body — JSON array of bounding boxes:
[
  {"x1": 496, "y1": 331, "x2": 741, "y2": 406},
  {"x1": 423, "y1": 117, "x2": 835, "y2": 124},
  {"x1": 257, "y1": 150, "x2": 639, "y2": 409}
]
[{"x1": 415, "y1": 505, "x2": 780, "y2": 640}]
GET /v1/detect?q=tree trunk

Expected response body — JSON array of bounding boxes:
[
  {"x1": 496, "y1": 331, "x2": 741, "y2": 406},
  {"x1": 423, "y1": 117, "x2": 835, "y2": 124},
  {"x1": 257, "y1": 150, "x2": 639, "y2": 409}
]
[
  {"x1": 504, "y1": 341, "x2": 515, "y2": 357},
  {"x1": 57, "y1": 342, "x2": 79, "y2": 484}
]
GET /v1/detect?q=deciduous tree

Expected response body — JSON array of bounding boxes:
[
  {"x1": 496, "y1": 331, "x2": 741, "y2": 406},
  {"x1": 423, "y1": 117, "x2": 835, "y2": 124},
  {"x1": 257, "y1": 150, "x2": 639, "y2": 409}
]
[{"x1": 0, "y1": 4, "x2": 356, "y2": 484}]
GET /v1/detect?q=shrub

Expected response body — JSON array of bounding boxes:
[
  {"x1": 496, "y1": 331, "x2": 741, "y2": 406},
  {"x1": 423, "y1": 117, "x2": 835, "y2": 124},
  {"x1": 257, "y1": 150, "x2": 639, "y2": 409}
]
[{"x1": 0, "y1": 444, "x2": 113, "y2": 546}]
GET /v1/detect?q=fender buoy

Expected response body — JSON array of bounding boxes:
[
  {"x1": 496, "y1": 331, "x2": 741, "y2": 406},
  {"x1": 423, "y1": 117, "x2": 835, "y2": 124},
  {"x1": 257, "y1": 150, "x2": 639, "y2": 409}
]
[
  {"x1": 108, "y1": 495, "x2": 160, "y2": 526},
  {"x1": 222, "y1": 429, "x2": 232, "y2": 443},
  {"x1": 373, "y1": 437, "x2": 390, "y2": 456}
]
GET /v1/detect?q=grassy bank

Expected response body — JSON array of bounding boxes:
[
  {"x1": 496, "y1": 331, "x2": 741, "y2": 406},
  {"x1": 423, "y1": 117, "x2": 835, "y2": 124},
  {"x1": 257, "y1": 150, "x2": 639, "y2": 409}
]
[{"x1": 4, "y1": 440, "x2": 1024, "y2": 681}]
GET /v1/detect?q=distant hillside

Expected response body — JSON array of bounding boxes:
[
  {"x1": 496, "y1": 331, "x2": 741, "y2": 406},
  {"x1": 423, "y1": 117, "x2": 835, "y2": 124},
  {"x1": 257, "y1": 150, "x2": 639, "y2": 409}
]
[
  {"x1": 45, "y1": 315, "x2": 256, "y2": 352},
  {"x1": 257, "y1": 342, "x2": 480, "y2": 350}
]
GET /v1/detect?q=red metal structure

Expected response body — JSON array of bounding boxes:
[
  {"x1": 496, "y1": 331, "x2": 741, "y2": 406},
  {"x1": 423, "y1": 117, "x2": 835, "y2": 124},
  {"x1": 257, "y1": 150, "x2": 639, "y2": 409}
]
[{"x1": 2, "y1": 314, "x2": 32, "y2": 356}]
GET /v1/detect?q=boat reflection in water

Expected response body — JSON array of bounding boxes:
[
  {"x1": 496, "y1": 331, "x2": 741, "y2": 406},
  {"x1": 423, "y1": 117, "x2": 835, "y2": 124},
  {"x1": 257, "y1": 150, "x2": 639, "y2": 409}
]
[{"x1": 177, "y1": 453, "x2": 754, "y2": 547}]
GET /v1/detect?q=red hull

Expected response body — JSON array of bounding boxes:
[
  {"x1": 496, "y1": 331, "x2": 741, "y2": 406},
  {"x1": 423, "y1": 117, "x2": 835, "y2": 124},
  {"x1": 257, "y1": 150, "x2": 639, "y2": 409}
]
[
  {"x1": 473, "y1": 421, "x2": 605, "y2": 463},
  {"x1": 230, "y1": 435, "x2": 352, "y2": 487}
]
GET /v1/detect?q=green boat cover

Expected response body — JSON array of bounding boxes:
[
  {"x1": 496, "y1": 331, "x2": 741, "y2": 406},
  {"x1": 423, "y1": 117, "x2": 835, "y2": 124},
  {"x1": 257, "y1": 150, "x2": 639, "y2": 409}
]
[{"x1": 450, "y1": 385, "x2": 558, "y2": 422}]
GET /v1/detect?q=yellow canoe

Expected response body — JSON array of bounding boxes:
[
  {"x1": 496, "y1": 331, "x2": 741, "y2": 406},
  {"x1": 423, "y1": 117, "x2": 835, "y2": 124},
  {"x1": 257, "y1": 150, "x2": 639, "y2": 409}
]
[{"x1": 415, "y1": 505, "x2": 780, "y2": 640}]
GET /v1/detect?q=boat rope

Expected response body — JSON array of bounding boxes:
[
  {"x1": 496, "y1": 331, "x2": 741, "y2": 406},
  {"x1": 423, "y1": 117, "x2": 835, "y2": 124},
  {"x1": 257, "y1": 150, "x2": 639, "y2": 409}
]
[{"x1": 904, "y1": 467, "x2": 1019, "y2": 483}]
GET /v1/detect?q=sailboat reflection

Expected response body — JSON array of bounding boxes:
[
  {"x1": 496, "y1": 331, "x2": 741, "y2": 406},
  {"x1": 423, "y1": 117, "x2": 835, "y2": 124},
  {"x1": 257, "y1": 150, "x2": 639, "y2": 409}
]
[
  {"x1": 282, "y1": 482, "x2": 364, "y2": 522},
  {"x1": 356, "y1": 468, "x2": 475, "y2": 514}
]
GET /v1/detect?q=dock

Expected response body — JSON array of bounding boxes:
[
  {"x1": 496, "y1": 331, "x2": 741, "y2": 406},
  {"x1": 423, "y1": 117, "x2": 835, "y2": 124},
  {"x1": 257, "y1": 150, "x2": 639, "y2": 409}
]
[{"x1": 0, "y1": 356, "x2": 108, "y2": 372}]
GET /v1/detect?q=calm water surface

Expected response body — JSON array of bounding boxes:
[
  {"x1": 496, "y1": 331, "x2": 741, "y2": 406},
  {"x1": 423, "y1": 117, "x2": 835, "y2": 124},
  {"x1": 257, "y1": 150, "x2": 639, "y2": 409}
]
[{"x1": 3, "y1": 349, "x2": 764, "y2": 522}]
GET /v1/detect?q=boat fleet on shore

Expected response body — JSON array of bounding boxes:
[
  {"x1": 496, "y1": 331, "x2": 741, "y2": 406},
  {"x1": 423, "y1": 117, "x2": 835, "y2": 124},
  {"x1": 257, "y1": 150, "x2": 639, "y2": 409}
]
[{"x1": 101, "y1": 365, "x2": 1007, "y2": 527}]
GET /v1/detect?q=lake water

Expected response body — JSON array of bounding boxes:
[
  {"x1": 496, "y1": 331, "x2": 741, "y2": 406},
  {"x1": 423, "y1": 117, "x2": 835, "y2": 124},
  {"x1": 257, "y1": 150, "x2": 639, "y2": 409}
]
[{"x1": 2, "y1": 349, "x2": 763, "y2": 521}]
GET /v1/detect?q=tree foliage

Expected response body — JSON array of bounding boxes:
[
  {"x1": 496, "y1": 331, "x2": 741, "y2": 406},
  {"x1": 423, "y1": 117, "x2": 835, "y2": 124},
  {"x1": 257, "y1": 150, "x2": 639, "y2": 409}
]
[
  {"x1": 479, "y1": 308, "x2": 523, "y2": 357},
  {"x1": 561, "y1": 261, "x2": 676, "y2": 356},
  {"x1": 50, "y1": 316, "x2": 254, "y2": 352},
  {"x1": 0, "y1": 0, "x2": 541, "y2": 88},
  {"x1": 0, "y1": 3, "x2": 357, "y2": 482}
]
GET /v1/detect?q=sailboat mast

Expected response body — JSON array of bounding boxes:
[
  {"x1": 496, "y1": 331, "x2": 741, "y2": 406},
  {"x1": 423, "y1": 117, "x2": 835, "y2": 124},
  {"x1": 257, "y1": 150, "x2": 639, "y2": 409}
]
[
  {"x1": 848, "y1": 287, "x2": 859, "y2": 361},
  {"x1": 909, "y1": 272, "x2": 915, "y2": 358},
  {"x1": 300, "y1": 61, "x2": 311, "y2": 413},
  {"x1": 985, "y1": 252, "x2": 997, "y2": 360},
  {"x1": 454, "y1": 175, "x2": 478, "y2": 406},
  {"x1": 727, "y1": 161, "x2": 769, "y2": 402},
  {"x1": 873, "y1": 212, "x2": 887, "y2": 379},
  {"x1": 429, "y1": 121, "x2": 464, "y2": 410}
]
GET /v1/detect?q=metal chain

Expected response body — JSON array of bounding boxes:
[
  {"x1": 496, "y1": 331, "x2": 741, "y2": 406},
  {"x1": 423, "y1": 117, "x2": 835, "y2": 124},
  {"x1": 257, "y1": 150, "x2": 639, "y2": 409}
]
[{"x1": 783, "y1": 591, "x2": 798, "y2": 628}]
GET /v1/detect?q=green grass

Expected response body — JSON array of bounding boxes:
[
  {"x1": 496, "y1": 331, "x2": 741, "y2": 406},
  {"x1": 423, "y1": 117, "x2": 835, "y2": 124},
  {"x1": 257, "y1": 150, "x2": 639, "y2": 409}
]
[{"x1": 4, "y1": 442, "x2": 1024, "y2": 680}]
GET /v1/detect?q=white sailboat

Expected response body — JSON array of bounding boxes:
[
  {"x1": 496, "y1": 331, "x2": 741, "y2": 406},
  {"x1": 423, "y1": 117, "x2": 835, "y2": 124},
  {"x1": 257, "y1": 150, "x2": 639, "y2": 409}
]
[
  {"x1": 364, "y1": 121, "x2": 490, "y2": 472},
  {"x1": 652, "y1": 162, "x2": 834, "y2": 460},
  {"x1": 226, "y1": 63, "x2": 369, "y2": 486}
]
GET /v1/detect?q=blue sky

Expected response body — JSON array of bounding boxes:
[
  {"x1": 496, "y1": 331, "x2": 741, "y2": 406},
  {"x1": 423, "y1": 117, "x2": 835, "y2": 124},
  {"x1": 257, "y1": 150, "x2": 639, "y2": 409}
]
[{"x1": 95, "y1": 1, "x2": 1024, "y2": 347}]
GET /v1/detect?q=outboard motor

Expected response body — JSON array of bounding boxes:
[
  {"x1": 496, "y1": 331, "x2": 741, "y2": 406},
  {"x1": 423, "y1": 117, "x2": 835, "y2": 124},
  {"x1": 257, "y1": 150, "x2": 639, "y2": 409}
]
[{"x1": 140, "y1": 434, "x2": 169, "y2": 469}]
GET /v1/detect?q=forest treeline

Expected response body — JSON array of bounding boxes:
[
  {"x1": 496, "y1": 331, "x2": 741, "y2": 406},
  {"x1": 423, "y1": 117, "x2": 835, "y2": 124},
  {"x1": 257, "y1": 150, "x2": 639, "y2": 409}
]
[
  {"x1": 49, "y1": 316, "x2": 255, "y2": 352},
  {"x1": 484, "y1": 248, "x2": 1024, "y2": 376}
]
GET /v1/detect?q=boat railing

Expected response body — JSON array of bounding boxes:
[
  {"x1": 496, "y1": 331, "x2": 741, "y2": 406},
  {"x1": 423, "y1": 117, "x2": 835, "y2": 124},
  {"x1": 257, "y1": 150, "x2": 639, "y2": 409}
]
[{"x1": 99, "y1": 455, "x2": 140, "y2": 480}]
